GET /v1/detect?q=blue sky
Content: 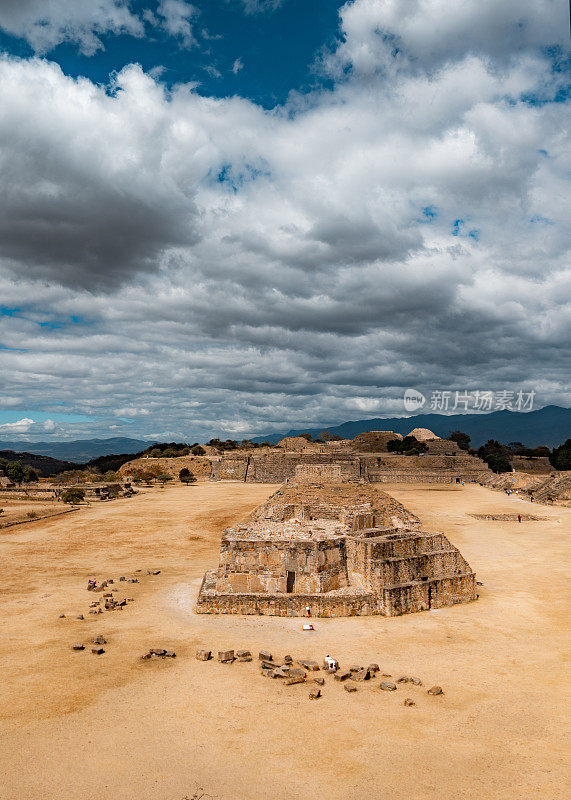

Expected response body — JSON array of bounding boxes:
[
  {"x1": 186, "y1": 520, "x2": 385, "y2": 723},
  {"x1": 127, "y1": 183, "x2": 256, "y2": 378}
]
[
  {"x1": 0, "y1": 1, "x2": 569, "y2": 443},
  {"x1": 0, "y1": 1, "x2": 340, "y2": 106}
]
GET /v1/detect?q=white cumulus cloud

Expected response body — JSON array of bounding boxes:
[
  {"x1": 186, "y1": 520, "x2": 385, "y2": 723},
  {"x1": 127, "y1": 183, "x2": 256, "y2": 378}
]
[{"x1": 0, "y1": 0, "x2": 569, "y2": 439}]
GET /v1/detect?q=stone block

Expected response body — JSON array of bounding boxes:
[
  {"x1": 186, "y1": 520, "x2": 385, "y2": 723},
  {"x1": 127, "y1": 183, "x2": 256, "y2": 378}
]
[
  {"x1": 344, "y1": 684, "x2": 357, "y2": 692},
  {"x1": 72, "y1": 643, "x2": 84, "y2": 651},
  {"x1": 380, "y1": 681, "x2": 397, "y2": 691},
  {"x1": 284, "y1": 676, "x2": 305, "y2": 685},
  {"x1": 334, "y1": 671, "x2": 351, "y2": 682},
  {"x1": 258, "y1": 650, "x2": 272, "y2": 662},
  {"x1": 218, "y1": 649, "x2": 234, "y2": 662},
  {"x1": 350, "y1": 668, "x2": 371, "y2": 682},
  {"x1": 427, "y1": 685, "x2": 443, "y2": 695},
  {"x1": 298, "y1": 660, "x2": 320, "y2": 671},
  {"x1": 287, "y1": 668, "x2": 306, "y2": 679}
]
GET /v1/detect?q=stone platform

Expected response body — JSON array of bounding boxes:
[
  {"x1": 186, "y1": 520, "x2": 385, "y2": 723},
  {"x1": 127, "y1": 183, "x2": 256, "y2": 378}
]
[{"x1": 196, "y1": 483, "x2": 477, "y2": 617}]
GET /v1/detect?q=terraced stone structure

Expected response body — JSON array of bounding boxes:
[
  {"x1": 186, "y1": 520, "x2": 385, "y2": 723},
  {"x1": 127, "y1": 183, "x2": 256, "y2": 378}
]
[{"x1": 196, "y1": 482, "x2": 477, "y2": 617}]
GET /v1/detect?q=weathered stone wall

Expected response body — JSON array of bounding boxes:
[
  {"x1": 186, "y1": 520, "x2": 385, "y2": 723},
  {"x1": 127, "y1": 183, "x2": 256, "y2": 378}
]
[
  {"x1": 196, "y1": 573, "x2": 476, "y2": 617},
  {"x1": 196, "y1": 583, "x2": 381, "y2": 617},
  {"x1": 211, "y1": 457, "x2": 249, "y2": 481},
  {"x1": 214, "y1": 536, "x2": 348, "y2": 594},
  {"x1": 295, "y1": 460, "x2": 361, "y2": 483}
]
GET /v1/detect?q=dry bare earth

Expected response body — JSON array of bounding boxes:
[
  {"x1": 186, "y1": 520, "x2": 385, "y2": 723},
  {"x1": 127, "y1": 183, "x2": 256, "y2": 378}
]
[
  {"x1": 0, "y1": 495, "x2": 74, "y2": 527},
  {"x1": 0, "y1": 482, "x2": 569, "y2": 800}
]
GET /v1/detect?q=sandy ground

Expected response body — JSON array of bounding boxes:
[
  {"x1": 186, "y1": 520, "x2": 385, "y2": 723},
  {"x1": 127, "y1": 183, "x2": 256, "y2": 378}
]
[
  {"x1": 0, "y1": 496, "x2": 71, "y2": 527},
  {"x1": 0, "y1": 481, "x2": 569, "y2": 800}
]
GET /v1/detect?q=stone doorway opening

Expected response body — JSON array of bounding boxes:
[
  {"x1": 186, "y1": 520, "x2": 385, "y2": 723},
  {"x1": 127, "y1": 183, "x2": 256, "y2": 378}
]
[{"x1": 286, "y1": 571, "x2": 296, "y2": 593}]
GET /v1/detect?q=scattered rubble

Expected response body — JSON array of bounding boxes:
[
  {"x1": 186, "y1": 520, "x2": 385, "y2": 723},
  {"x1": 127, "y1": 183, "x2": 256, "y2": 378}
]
[
  {"x1": 309, "y1": 689, "x2": 321, "y2": 699},
  {"x1": 344, "y1": 684, "x2": 357, "y2": 693},
  {"x1": 404, "y1": 698, "x2": 415, "y2": 706},
  {"x1": 428, "y1": 685, "x2": 444, "y2": 695},
  {"x1": 141, "y1": 648, "x2": 176, "y2": 660},
  {"x1": 72, "y1": 643, "x2": 84, "y2": 651}
]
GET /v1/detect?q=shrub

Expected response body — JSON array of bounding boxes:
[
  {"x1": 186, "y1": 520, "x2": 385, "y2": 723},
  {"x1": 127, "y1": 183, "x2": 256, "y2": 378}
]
[
  {"x1": 27, "y1": 511, "x2": 38, "y2": 519},
  {"x1": 61, "y1": 488, "x2": 85, "y2": 504}
]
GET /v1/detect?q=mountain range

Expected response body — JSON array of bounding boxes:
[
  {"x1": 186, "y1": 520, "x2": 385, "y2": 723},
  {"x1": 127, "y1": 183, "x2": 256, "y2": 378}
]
[
  {"x1": 250, "y1": 405, "x2": 571, "y2": 448},
  {"x1": 0, "y1": 406, "x2": 569, "y2": 464},
  {"x1": 0, "y1": 437, "x2": 149, "y2": 464}
]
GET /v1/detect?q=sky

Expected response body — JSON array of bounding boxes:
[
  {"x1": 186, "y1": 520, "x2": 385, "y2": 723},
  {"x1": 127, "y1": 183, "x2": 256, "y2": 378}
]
[{"x1": 0, "y1": 0, "x2": 570, "y2": 443}]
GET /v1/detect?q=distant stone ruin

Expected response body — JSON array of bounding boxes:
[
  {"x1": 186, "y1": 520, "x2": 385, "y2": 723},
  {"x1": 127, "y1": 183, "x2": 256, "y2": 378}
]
[
  {"x1": 119, "y1": 428, "x2": 491, "y2": 485},
  {"x1": 196, "y1": 482, "x2": 477, "y2": 617}
]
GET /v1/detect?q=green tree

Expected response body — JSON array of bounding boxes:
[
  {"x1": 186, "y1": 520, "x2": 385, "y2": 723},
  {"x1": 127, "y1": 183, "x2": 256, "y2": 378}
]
[
  {"x1": 61, "y1": 488, "x2": 85, "y2": 504},
  {"x1": 179, "y1": 468, "x2": 196, "y2": 484},
  {"x1": 156, "y1": 472, "x2": 174, "y2": 485},
  {"x1": 22, "y1": 466, "x2": 39, "y2": 483},
  {"x1": 478, "y1": 439, "x2": 512, "y2": 472},
  {"x1": 549, "y1": 439, "x2": 571, "y2": 471},
  {"x1": 5, "y1": 461, "x2": 25, "y2": 485},
  {"x1": 448, "y1": 431, "x2": 471, "y2": 451},
  {"x1": 486, "y1": 454, "x2": 513, "y2": 474},
  {"x1": 191, "y1": 445, "x2": 205, "y2": 456}
]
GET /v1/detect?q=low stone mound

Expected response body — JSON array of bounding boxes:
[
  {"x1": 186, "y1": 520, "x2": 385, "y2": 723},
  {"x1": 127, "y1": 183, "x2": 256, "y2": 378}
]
[
  {"x1": 351, "y1": 431, "x2": 403, "y2": 452},
  {"x1": 407, "y1": 428, "x2": 440, "y2": 441},
  {"x1": 119, "y1": 455, "x2": 213, "y2": 480},
  {"x1": 277, "y1": 436, "x2": 320, "y2": 452}
]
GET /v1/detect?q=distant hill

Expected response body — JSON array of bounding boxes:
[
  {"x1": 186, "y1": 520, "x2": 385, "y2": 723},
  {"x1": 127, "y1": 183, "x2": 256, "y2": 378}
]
[
  {"x1": 250, "y1": 405, "x2": 571, "y2": 449},
  {"x1": 0, "y1": 450, "x2": 78, "y2": 477},
  {"x1": 0, "y1": 437, "x2": 150, "y2": 463}
]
